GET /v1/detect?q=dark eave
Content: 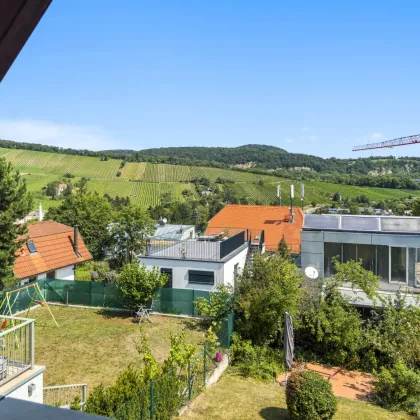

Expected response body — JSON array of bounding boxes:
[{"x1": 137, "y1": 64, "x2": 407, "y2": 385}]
[{"x1": 0, "y1": 0, "x2": 52, "y2": 82}]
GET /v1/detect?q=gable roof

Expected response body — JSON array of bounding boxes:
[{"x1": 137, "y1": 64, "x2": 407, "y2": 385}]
[
  {"x1": 14, "y1": 221, "x2": 92, "y2": 279},
  {"x1": 206, "y1": 205, "x2": 303, "y2": 253}
]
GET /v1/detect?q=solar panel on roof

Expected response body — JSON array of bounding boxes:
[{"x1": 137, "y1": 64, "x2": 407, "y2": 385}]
[
  {"x1": 341, "y1": 216, "x2": 379, "y2": 231},
  {"x1": 303, "y1": 214, "x2": 340, "y2": 230},
  {"x1": 381, "y1": 217, "x2": 420, "y2": 233},
  {"x1": 27, "y1": 241, "x2": 37, "y2": 253}
]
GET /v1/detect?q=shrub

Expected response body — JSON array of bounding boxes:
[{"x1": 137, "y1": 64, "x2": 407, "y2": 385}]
[
  {"x1": 230, "y1": 333, "x2": 283, "y2": 381},
  {"x1": 116, "y1": 263, "x2": 168, "y2": 310},
  {"x1": 286, "y1": 370, "x2": 337, "y2": 420},
  {"x1": 75, "y1": 270, "x2": 91, "y2": 281},
  {"x1": 374, "y1": 359, "x2": 420, "y2": 416}
]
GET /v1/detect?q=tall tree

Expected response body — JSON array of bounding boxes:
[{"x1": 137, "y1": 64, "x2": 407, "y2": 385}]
[
  {"x1": 0, "y1": 159, "x2": 32, "y2": 289},
  {"x1": 110, "y1": 204, "x2": 154, "y2": 265},
  {"x1": 47, "y1": 191, "x2": 113, "y2": 259}
]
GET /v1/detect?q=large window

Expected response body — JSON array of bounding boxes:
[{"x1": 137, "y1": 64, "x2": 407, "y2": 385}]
[
  {"x1": 376, "y1": 245, "x2": 389, "y2": 281},
  {"x1": 188, "y1": 270, "x2": 214, "y2": 285},
  {"x1": 324, "y1": 243, "x2": 342, "y2": 277},
  {"x1": 160, "y1": 268, "x2": 173, "y2": 288},
  {"x1": 323, "y1": 243, "x2": 416, "y2": 284},
  {"x1": 390, "y1": 247, "x2": 406, "y2": 283}
]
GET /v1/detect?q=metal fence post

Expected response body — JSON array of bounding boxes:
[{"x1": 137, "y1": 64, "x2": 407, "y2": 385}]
[
  {"x1": 149, "y1": 379, "x2": 154, "y2": 419},
  {"x1": 203, "y1": 342, "x2": 207, "y2": 386},
  {"x1": 188, "y1": 361, "x2": 192, "y2": 400},
  {"x1": 29, "y1": 321, "x2": 34, "y2": 368},
  {"x1": 82, "y1": 385, "x2": 87, "y2": 412}
]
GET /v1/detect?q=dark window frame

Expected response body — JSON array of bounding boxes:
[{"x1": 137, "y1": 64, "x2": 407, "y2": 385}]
[
  {"x1": 46, "y1": 270, "x2": 56, "y2": 279},
  {"x1": 188, "y1": 270, "x2": 214, "y2": 285},
  {"x1": 160, "y1": 268, "x2": 173, "y2": 288}
]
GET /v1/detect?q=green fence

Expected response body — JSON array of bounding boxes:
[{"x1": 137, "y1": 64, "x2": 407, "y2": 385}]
[
  {"x1": 113, "y1": 343, "x2": 217, "y2": 420},
  {"x1": 1, "y1": 279, "x2": 210, "y2": 317},
  {"x1": 1, "y1": 279, "x2": 233, "y2": 348}
]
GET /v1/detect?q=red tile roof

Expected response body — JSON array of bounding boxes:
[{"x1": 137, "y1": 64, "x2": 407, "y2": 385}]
[
  {"x1": 14, "y1": 221, "x2": 92, "y2": 279},
  {"x1": 206, "y1": 205, "x2": 303, "y2": 253}
]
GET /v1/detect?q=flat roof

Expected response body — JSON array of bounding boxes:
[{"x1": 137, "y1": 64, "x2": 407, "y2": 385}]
[{"x1": 303, "y1": 214, "x2": 420, "y2": 234}]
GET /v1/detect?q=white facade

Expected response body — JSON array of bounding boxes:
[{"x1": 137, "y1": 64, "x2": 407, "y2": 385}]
[
  {"x1": 6, "y1": 370, "x2": 44, "y2": 404},
  {"x1": 139, "y1": 246, "x2": 248, "y2": 291},
  {"x1": 20, "y1": 265, "x2": 75, "y2": 285},
  {"x1": 0, "y1": 366, "x2": 45, "y2": 404}
]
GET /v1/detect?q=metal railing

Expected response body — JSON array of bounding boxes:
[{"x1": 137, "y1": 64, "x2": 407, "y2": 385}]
[
  {"x1": 0, "y1": 315, "x2": 34, "y2": 387},
  {"x1": 143, "y1": 231, "x2": 247, "y2": 261},
  {"x1": 43, "y1": 383, "x2": 87, "y2": 411}
]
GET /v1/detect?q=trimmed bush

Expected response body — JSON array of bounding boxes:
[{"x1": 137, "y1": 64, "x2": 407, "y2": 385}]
[{"x1": 286, "y1": 370, "x2": 337, "y2": 420}]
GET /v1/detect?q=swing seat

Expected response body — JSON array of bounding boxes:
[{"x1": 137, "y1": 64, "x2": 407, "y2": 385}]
[{"x1": 0, "y1": 319, "x2": 7, "y2": 330}]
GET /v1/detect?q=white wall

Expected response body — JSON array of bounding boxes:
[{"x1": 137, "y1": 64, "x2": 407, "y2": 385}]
[
  {"x1": 7, "y1": 372, "x2": 44, "y2": 404},
  {"x1": 56, "y1": 265, "x2": 75, "y2": 280},
  {"x1": 222, "y1": 247, "x2": 248, "y2": 288},
  {"x1": 20, "y1": 265, "x2": 75, "y2": 285},
  {"x1": 139, "y1": 247, "x2": 248, "y2": 291},
  {"x1": 139, "y1": 258, "x2": 223, "y2": 291}
]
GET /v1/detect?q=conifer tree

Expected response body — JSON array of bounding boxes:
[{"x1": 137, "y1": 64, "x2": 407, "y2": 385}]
[
  {"x1": 0, "y1": 159, "x2": 32, "y2": 289},
  {"x1": 277, "y1": 235, "x2": 291, "y2": 260}
]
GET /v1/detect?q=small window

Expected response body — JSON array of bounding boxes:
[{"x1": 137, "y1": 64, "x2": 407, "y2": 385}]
[
  {"x1": 188, "y1": 270, "x2": 214, "y2": 285},
  {"x1": 27, "y1": 241, "x2": 37, "y2": 253},
  {"x1": 160, "y1": 268, "x2": 173, "y2": 288},
  {"x1": 46, "y1": 270, "x2": 56, "y2": 279},
  {"x1": 28, "y1": 276, "x2": 37, "y2": 283}
]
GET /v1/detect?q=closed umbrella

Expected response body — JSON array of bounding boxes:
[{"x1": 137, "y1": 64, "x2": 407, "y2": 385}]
[{"x1": 283, "y1": 312, "x2": 294, "y2": 384}]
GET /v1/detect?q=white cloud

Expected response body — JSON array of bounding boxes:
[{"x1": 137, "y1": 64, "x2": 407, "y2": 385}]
[
  {"x1": 301, "y1": 127, "x2": 309, "y2": 133},
  {"x1": 309, "y1": 135, "x2": 319, "y2": 141},
  {"x1": 370, "y1": 132, "x2": 384, "y2": 141},
  {"x1": 0, "y1": 119, "x2": 118, "y2": 150},
  {"x1": 285, "y1": 137, "x2": 294, "y2": 144}
]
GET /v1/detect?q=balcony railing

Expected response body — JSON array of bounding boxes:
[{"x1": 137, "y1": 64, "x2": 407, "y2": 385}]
[
  {"x1": 0, "y1": 315, "x2": 34, "y2": 387},
  {"x1": 43, "y1": 383, "x2": 87, "y2": 410}
]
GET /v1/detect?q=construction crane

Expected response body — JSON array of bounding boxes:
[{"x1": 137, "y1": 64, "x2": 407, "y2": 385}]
[{"x1": 352, "y1": 134, "x2": 420, "y2": 152}]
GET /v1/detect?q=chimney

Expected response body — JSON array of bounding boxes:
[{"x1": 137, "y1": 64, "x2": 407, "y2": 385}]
[
  {"x1": 74, "y1": 225, "x2": 79, "y2": 255},
  {"x1": 39, "y1": 202, "x2": 43, "y2": 221}
]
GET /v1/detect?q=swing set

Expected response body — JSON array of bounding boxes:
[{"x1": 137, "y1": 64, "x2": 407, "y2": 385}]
[{"x1": 0, "y1": 283, "x2": 59, "y2": 328}]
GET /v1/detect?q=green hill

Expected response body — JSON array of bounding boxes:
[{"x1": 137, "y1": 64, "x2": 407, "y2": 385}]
[{"x1": 0, "y1": 147, "x2": 418, "y2": 210}]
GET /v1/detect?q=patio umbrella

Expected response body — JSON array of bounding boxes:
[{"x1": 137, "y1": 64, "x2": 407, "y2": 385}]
[{"x1": 284, "y1": 312, "x2": 294, "y2": 380}]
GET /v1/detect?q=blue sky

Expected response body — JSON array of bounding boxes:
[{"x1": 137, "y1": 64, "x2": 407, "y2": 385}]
[{"x1": 1, "y1": 0, "x2": 420, "y2": 158}]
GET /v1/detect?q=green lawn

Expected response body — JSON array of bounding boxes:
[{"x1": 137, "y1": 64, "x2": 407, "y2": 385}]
[
  {"x1": 180, "y1": 369, "x2": 412, "y2": 420},
  {"x1": 32, "y1": 306, "x2": 206, "y2": 389}
]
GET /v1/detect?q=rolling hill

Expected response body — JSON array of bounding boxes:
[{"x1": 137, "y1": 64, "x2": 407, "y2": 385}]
[{"x1": 0, "y1": 147, "x2": 418, "y2": 210}]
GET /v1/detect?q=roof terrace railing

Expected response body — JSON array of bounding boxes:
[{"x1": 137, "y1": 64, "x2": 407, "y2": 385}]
[
  {"x1": 0, "y1": 315, "x2": 34, "y2": 388},
  {"x1": 143, "y1": 231, "x2": 248, "y2": 261}
]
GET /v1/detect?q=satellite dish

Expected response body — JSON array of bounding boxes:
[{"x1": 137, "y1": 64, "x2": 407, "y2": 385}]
[{"x1": 304, "y1": 266, "x2": 319, "y2": 280}]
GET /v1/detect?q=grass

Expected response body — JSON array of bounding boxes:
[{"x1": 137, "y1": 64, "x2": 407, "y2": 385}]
[
  {"x1": 32, "y1": 306, "x2": 206, "y2": 389},
  {"x1": 180, "y1": 369, "x2": 412, "y2": 420},
  {"x1": 1, "y1": 147, "x2": 419, "y2": 208}
]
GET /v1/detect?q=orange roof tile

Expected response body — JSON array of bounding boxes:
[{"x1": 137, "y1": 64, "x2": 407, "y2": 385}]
[
  {"x1": 206, "y1": 205, "x2": 303, "y2": 253},
  {"x1": 14, "y1": 221, "x2": 92, "y2": 279}
]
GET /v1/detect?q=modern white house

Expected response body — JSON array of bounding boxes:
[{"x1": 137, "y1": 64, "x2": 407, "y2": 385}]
[
  {"x1": 301, "y1": 214, "x2": 420, "y2": 307},
  {"x1": 138, "y1": 231, "x2": 249, "y2": 291},
  {"x1": 14, "y1": 221, "x2": 92, "y2": 285}
]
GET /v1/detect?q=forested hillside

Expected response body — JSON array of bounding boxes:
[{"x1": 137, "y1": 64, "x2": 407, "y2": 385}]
[{"x1": 0, "y1": 147, "x2": 418, "y2": 213}]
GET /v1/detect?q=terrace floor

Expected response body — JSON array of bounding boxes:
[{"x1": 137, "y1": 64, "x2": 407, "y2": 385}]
[{"x1": 31, "y1": 306, "x2": 206, "y2": 388}]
